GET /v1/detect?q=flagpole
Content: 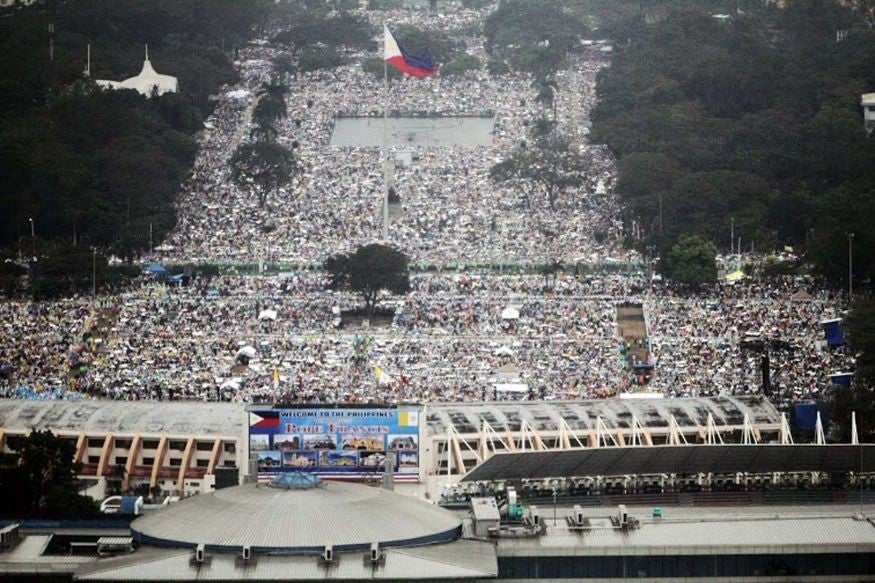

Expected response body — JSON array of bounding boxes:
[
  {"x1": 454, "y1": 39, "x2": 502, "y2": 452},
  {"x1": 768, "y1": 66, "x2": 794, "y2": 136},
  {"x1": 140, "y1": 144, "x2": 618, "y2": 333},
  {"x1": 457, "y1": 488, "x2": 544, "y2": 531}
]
[{"x1": 382, "y1": 24, "x2": 390, "y2": 241}]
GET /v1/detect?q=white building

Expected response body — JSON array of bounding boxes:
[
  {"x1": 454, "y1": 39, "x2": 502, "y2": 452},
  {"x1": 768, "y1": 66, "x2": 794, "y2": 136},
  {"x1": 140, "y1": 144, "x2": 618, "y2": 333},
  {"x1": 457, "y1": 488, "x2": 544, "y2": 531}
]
[
  {"x1": 96, "y1": 46, "x2": 178, "y2": 98},
  {"x1": 863, "y1": 93, "x2": 875, "y2": 134}
]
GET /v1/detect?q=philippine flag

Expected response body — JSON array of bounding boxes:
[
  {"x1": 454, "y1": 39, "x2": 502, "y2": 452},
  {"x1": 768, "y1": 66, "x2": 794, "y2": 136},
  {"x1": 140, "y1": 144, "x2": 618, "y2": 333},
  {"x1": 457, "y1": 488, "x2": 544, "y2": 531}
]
[{"x1": 384, "y1": 25, "x2": 437, "y2": 78}]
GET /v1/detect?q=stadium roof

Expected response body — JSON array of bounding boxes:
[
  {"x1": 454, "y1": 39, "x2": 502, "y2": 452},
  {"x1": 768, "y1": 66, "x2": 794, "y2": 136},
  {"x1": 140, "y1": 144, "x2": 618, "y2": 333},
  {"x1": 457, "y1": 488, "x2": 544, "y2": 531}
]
[
  {"x1": 0, "y1": 396, "x2": 779, "y2": 439},
  {"x1": 461, "y1": 444, "x2": 875, "y2": 482},
  {"x1": 0, "y1": 400, "x2": 244, "y2": 437},
  {"x1": 132, "y1": 480, "x2": 461, "y2": 552},
  {"x1": 425, "y1": 396, "x2": 779, "y2": 436}
]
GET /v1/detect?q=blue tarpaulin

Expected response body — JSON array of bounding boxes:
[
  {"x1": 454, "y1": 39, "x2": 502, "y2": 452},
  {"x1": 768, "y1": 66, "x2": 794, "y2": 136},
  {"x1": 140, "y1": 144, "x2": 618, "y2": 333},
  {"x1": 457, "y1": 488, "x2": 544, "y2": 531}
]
[
  {"x1": 793, "y1": 402, "x2": 827, "y2": 430},
  {"x1": 829, "y1": 372, "x2": 854, "y2": 388},
  {"x1": 144, "y1": 263, "x2": 167, "y2": 274},
  {"x1": 821, "y1": 318, "x2": 844, "y2": 346}
]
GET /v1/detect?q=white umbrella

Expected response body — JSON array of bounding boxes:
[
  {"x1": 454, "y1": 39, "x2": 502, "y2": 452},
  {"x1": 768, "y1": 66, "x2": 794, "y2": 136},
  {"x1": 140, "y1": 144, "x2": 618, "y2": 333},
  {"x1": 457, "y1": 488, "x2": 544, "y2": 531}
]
[
  {"x1": 258, "y1": 309, "x2": 278, "y2": 321},
  {"x1": 154, "y1": 244, "x2": 175, "y2": 251},
  {"x1": 236, "y1": 346, "x2": 257, "y2": 359},
  {"x1": 494, "y1": 345, "x2": 514, "y2": 356},
  {"x1": 501, "y1": 307, "x2": 520, "y2": 320}
]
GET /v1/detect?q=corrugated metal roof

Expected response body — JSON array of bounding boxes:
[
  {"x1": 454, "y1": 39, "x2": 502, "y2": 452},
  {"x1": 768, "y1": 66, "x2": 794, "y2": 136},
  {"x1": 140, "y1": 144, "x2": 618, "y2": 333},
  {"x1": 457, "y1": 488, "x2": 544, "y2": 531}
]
[
  {"x1": 498, "y1": 515, "x2": 875, "y2": 555},
  {"x1": 132, "y1": 481, "x2": 461, "y2": 551},
  {"x1": 462, "y1": 444, "x2": 875, "y2": 482},
  {"x1": 74, "y1": 540, "x2": 497, "y2": 580},
  {"x1": 0, "y1": 400, "x2": 244, "y2": 437},
  {"x1": 425, "y1": 395, "x2": 780, "y2": 436}
]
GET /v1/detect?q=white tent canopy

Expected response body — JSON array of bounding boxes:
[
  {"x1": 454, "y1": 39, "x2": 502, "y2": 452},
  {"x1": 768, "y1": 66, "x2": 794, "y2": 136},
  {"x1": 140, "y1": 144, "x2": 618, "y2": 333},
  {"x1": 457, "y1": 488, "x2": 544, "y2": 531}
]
[
  {"x1": 501, "y1": 306, "x2": 520, "y2": 320},
  {"x1": 236, "y1": 346, "x2": 257, "y2": 359},
  {"x1": 495, "y1": 383, "x2": 528, "y2": 393},
  {"x1": 258, "y1": 309, "x2": 278, "y2": 321},
  {"x1": 96, "y1": 46, "x2": 178, "y2": 98}
]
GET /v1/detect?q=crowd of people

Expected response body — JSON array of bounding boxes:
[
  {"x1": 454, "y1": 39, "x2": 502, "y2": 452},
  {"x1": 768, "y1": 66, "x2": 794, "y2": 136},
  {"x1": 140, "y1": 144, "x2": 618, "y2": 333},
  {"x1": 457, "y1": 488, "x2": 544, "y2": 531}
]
[
  {"x1": 156, "y1": 5, "x2": 622, "y2": 266},
  {"x1": 0, "y1": 271, "x2": 855, "y2": 406},
  {"x1": 0, "y1": 3, "x2": 857, "y2": 408}
]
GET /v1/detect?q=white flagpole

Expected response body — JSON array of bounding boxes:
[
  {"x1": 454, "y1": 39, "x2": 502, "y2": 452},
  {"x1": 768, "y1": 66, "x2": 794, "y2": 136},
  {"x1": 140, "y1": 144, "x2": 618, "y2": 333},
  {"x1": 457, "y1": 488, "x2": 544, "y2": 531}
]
[{"x1": 382, "y1": 24, "x2": 390, "y2": 241}]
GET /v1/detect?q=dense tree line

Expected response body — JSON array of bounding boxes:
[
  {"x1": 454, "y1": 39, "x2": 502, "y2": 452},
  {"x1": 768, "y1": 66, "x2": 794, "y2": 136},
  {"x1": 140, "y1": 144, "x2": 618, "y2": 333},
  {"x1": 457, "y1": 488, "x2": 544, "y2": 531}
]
[
  {"x1": 590, "y1": 0, "x2": 875, "y2": 284},
  {"x1": 0, "y1": 430, "x2": 99, "y2": 519},
  {"x1": 0, "y1": 0, "x2": 269, "y2": 269}
]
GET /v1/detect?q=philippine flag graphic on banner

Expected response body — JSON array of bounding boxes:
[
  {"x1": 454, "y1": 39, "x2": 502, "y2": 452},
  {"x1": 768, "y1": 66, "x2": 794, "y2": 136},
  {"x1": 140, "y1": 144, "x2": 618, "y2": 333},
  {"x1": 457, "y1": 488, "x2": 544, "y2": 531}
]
[
  {"x1": 249, "y1": 410, "x2": 279, "y2": 428},
  {"x1": 384, "y1": 25, "x2": 437, "y2": 78}
]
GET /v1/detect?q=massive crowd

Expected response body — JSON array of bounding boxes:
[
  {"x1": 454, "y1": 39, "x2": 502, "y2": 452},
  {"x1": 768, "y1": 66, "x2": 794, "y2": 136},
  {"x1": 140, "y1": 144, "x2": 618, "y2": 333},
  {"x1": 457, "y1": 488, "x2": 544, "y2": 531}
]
[
  {"x1": 156, "y1": 6, "x2": 622, "y2": 266},
  {"x1": 0, "y1": 272, "x2": 855, "y2": 406},
  {"x1": 0, "y1": 3, "x2": 857, "y2": 407}
]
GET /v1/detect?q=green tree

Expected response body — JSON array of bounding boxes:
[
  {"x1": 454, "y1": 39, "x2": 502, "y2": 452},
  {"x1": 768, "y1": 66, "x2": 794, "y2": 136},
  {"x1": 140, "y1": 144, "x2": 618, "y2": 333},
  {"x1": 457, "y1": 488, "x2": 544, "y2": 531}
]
[
  {"x1": 29, "y1": 244, "x2": 112, "y2": 299},
  {"x1": 324, "y1": 243, "x2": 410, "y2": 315},
  {"x1": 230, "y1": 141, "x2": 297, "y2": 208},
  {"x1": 252, "y1": 79, "x2": 288, "y2": 130},
  {"x1": 441, "y1": 53, "x2": 481, "y2": 77},
  {"x1": 846, "y1": 298, "x2": 875, "y2": 383},
  {"x1": 831, "y1": 297, "x2": 875, "y2": 442},
  {"x1": 2, "y1": 429, "x2": 98, "y2": 518},
  {"x1": 484, "y1": 0, "x2": 585, "y2": 75},
  {"x1": 533, "y1": 77, "x2": 558, "y2": 121},
  {"x1": 297, "y1": 48, "x2": 347, "y2": 73},
  {"x1": 490, "y1": 130, "x2": 585, "y2": 209},
  {"x1": 391, "y1": 24, "x2": 459, "y2": 65},
  {"x1": 664, "y1": 234, "x2": 718, "y2": 286}
]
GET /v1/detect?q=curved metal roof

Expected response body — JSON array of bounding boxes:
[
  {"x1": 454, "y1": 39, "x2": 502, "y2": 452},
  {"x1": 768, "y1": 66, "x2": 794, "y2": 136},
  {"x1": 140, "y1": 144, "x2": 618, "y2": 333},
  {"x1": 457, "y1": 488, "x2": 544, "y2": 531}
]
[
  {"x1": 131, "y1": 480, "x2": 461, "y2": 552},
  {"x1": 425, "y1": 396, "x2": 780, "y2": 436}
]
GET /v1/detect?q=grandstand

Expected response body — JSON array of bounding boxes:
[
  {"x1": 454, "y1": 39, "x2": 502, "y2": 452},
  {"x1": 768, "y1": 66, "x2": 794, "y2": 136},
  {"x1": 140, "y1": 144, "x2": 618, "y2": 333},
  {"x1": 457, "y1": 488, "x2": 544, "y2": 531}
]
[
  {"x1": 422, "y1": 395, "x2": 784, "y2": 475},
  {"x1": 0, "y1": 396, "x2": 789, "y2": 492}
]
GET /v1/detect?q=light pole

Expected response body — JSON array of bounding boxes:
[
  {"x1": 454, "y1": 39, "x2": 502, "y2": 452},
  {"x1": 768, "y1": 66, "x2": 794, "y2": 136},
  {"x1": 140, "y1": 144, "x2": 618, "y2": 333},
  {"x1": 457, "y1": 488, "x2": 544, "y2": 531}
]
[
  {"x1": 848, "y1": 233, "x2": 854, "y2": 301},
  {"x1": 92, "y1": 248, "x2": 97, "y2": 297},
  {"x1": 28, "y1": 217, "x2": 35, "y2": 257},
  {"x1": 730, "y1": 217, "x2": 734, "y2": 255},
  {"x1": 658, "y1": 193, "x2": 663, "y2": 235}
]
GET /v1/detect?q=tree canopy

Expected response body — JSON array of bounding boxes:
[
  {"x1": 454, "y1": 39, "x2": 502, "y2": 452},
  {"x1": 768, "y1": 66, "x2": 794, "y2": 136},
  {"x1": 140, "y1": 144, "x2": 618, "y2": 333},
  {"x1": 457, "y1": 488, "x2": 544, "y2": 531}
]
[
  {"x1": 324, "y1": 244, "x2": 411, "y2": 315},
  {"x1": 490, "y1": 127, "x2": 586, "y2": 210},
  {"x1": 484, "y1": 0, "x2": 587, "y2": 75},
  {"x1": 590, "y1": 1, "x2": 875, "y2": 283},
  {"x1": 664, "y1": 234, "x2": 718, "y2": 287},
  {"x1": 0, "y1": 0, "x2": 268, "y2": 267},
  {"x1": 230, "y1": 141, "x2": 297, "y2": 209},
  {"x1": 830, "y1": 297, "x2": 875, "y2": 442},
  {"x1": 0, "y1": 430, "x2": 99, "y2": 519}
]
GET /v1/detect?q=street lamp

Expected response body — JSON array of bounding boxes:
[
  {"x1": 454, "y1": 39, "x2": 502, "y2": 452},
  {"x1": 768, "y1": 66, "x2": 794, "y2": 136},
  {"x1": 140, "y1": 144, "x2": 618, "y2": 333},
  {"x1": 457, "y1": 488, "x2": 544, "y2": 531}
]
[
  {"x1": 730, "y1": 217, "x2": 734, "y2": 255},
  {"x1": 28, "y1": 217, "x2": 35, "y2": 257}
]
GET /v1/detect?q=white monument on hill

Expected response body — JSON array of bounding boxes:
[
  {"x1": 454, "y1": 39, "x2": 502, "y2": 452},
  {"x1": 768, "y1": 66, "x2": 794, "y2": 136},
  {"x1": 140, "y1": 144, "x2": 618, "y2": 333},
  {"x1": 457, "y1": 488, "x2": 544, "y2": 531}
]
[
  {"x1": 863, "y1": 93, "x2": 875, "y2": 135},
  {"x1": 96, "y1": 45, "x2": 178, "y2": 98}
]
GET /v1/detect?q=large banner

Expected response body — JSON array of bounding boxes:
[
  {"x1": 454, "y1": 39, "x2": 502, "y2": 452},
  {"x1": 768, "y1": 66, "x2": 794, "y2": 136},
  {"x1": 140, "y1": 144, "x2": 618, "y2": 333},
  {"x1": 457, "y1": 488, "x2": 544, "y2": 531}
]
[{"x1": 248, "y1": 407, "x2": 421, "y2": 481}]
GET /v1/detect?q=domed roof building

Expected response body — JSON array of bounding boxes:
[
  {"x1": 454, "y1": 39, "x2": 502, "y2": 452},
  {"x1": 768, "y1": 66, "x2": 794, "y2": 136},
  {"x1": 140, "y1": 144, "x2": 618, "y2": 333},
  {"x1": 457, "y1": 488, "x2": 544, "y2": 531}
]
[
  {"x1": 131, "y1": 474, "x2": 461, "y2": 552},
  {"x1": 74, "y1": 474, "x2": 497, "y2": 581}
]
